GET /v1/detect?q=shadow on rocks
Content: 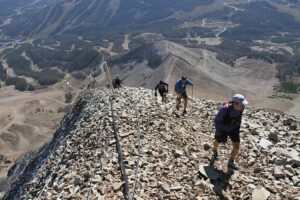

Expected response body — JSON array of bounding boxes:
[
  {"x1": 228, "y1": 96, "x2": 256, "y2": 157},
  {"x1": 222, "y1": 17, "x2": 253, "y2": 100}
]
[{"x1": 199, "y1": 165, "x2": 235, "y2": 200}]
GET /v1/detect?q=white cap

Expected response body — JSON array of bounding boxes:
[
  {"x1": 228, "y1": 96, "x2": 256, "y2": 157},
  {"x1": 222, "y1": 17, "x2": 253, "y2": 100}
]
[{"x1": 232, "y1": 94, "x2": 248, "y2": 105}]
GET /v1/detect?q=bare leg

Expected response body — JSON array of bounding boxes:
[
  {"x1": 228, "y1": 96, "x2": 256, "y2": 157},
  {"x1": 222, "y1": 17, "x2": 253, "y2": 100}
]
[
  {"x1": 210, "y1": 140, "x2": 219, "y2": 165},
  {"x1": 183, "y1": 98, "x2": 188, "y2": 111},
  {"x1": 227, "y1": 142, "x2": 240, "y2": 170},
  {"x1": 231, "y1": 142, "x2": 240, "y2": 160},
  {"x1": 176, "y1": 97, "x2": 181, "y2": 109},
  {"x1": 162, "y1": 96, "x2": 167, "y2": 103},
  {"x1": 213, "y1": 140, "x2": 219, "y2": 151}
]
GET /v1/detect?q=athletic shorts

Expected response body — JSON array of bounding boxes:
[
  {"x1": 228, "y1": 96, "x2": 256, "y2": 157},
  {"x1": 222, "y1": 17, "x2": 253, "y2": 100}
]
[
  {"x1": 159, "y1": 90, "x2": 167, "y2": 97},
  {"x1": 176, "y1": 92, "x2": 188, "y2": 99},
  {"x1": 215, "y1": 129, "x2": 240, "y2": 143}
]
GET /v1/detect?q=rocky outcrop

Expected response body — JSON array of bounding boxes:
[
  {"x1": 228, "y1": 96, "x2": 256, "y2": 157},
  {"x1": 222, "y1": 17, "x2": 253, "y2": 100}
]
[
  {"x1": 4, "y1": 86, "x2": 300, "y2": 199},
  {"x1": 3, "y1": 96, "x2": 89, "y2": 200}
]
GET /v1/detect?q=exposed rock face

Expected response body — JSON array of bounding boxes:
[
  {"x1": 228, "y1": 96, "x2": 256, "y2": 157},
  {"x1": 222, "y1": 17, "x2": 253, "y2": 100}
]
[{"x1": 4, "y1": 87, "x2": 300, "y2": 199}]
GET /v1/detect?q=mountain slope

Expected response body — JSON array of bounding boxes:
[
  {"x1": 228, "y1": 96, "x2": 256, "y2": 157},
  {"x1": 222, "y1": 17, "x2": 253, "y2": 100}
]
[
  {"x1": 108, "y1": 40, "x2": 278, "y2": 101},
  {"x1": 3, "y1": 86, "x2": 300, "y2": 199},
  {"x1": 4, "y1": 0, "x2": 214, "y2": 37}
]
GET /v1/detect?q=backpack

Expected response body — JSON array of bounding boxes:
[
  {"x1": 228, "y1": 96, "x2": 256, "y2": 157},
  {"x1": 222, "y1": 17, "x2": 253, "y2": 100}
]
[
  {"x1": 158, "y1": 83, "x2": 166, "y2": 91},
  {"x1": 157, "y1": 81, "x2": 167, "y2": 91}
]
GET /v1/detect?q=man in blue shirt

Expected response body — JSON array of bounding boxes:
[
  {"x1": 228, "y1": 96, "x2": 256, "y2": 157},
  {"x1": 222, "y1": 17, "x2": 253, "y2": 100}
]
[
  {"x1": 210, "y1": 94, "x2": 248, "y2": 170},
  {"x1": 174, "y1": 76, "x2": 193, "y2": 115}
]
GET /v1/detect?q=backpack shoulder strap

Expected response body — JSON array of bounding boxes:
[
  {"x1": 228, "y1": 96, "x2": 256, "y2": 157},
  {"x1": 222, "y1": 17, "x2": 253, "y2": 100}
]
[{"x1": 224, "y1": 101, "x2": 234, "y2": 117}]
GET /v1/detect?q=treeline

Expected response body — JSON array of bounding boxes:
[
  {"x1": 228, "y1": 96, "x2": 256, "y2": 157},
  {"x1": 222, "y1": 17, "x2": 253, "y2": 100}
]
[
  {"x1": 163, "y1": 27, "x2": 215, "y2": 39},
  {"x1": 4, "y1": 50, "x2": 65, "y2": 85},
  {"x1": 5, "y1": 77, "x2": 35, "y2": 91},
  {"x1": 33, "y1": 35, "x2": 89, "y2": 51},
  {"x1": 221, "y1": 2, "x2": 300, "y2": 41},
  {"x1": 71, "y1": 72, "x2": 87, "y2": 80},
  {"x1": 202, "y1": 38, "x2": 300, "y2": 93},
  {"x1": 66, "y1": 48, "x2": 101, "y2": 71},
  {"x1": 26, "y1": 46, "x2": 101, "y2": 71},
  {"x1": 0, "y1": 61, "x2": 34, "y2": 91},
  {"x1": 2, "y1": 36, "x2": 102, "y2": 90},
  {"x1": 109, "y1": 43, "x2": 162, "y2": 69},
  {"x1": 200, "y1": 1, "x2": 300, "y2": 93},
  {"x1": 275, "y1": 56, "x2": 300, "y2": 93}
]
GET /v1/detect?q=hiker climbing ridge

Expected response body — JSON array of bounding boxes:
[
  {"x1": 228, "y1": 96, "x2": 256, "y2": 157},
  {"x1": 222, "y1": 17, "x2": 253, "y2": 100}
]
[
  {"x1": 175, "y1": 76, "x2": 193, "y2": 115},
  {"x1": 154, "y1": 80, "x2": 169, "y2": 103}
]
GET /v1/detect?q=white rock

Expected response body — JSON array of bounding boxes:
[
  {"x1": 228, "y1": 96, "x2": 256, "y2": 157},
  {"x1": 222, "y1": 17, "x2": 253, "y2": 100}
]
[
  {"x1": 259, "y1": 138, "x2": 274, "y2": 149},
  {"x1": 252, "y1": 187, "x2": 270, "y2": 200},
  {"x1": 113, "y1": 182, "x2": 124, "y2": 191}
]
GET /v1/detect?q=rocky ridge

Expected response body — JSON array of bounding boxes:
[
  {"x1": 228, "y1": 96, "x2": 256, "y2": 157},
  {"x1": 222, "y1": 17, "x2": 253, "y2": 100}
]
[{"x1": 4, "y1": 86, "x2": 300, "y2": 199}]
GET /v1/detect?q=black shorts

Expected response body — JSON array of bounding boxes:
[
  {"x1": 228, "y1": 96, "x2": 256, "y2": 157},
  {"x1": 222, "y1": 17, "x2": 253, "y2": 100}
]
[
  {"x1": 159, "y1": 90, "x2": 167, "y2": 97},
  {"x1": 177, "y1": 92, "x2": 188, "y2": 99},
  {"x1": 215, "y1": 129, "x2": 240, "y2": 143}
]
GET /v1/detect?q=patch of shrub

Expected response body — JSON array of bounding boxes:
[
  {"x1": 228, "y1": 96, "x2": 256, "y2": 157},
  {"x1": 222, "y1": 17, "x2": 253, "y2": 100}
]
[
  {"x1": 5, "y1": 77, "x2": 35, "y2": 91},
  {"x1": 71, "y1": 72, "x2": 87, "y2": 80}
]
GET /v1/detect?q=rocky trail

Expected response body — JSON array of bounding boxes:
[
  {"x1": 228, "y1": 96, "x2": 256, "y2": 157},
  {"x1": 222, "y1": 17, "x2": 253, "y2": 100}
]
[{"x1": 3, "y1": 86, "x2": 300, "y2": 200}]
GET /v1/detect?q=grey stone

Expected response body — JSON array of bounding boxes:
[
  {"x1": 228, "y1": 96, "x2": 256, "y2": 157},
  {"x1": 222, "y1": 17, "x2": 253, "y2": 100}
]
[
  {"x1": 277, "y1": 148, "x2": 300, "y2": 166},
  {"x1": 173, "y1": 149, "x2": 183, "y2": 157},
  {"x1": 203, "y1": 143, "x2": 211, "y2": 151},
  {"x1": 251, "y1": 129, "x2": 259, "y2": 135},
  {"x1": 113, "y1": 182, "x2": 124, "y2": 191},
  {"x1": 292, "y1": 176, "x2": 300, "y2": 186},
  {"x1": 74, "y1": 176, "x2": 83, "y2": 186},
  {"x1": 276, "y1": 156, "x2": 289, "y2": 165},
  {"x1": 109, "y1": 139, "x2": 116, "y2": 146},
  {"x1": 274, "y1": 167, "x2": 285, "y2": 179},
  {"x1": 247, "y1": 184, "x2": 256, "y2": 190},
  {"x1": 119, "y1": 131, "x2": 135, "y2": 138},
  {"x1": 283, "y1": 118, "x2": 293, "y2": 126},
  {"x1": 170, "y1": 182, "x2": 182, "y2": 191},
  {"x1": 259, "y1": 138, "x2": 274, "y2": 149},
  {"x1": 284, "y1": 165, "x2": 295, "y2": 175},
  {"x1": 161, "y1": 183, "x2": 170, "y2": 193},
  {"x1": 252, "y1": 187, "x2": 270, "y2": 200},
  {"x1": 0, "y1": 192, "x2": 5, "y2": 199},
  {"x1": 165, "y1": 134, "x2": 172, "y2": 142},
  {"x1": 289, "y1": 123, "x2": 297, "y2": 130},
  {"x1": 268, "y1": 132, "x2": 279, "y2": 143}
]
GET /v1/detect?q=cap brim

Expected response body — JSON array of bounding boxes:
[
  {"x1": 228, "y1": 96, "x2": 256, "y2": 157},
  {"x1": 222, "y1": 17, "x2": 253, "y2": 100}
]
[{"x1": 242, "y1": 99, "x2": 248, "y2": 105}]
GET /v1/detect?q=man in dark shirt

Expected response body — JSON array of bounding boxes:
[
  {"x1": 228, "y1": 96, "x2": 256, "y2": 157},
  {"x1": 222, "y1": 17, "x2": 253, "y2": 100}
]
[
  {"x1": 113, "y1": 76, "x2": 123, "y2": 89},
  {"x1": 210, "y1": 94, "x2": 248, "y2": 170},
  {"x1": 155, "y1": 80, "x2": 169, "y2": 103}
]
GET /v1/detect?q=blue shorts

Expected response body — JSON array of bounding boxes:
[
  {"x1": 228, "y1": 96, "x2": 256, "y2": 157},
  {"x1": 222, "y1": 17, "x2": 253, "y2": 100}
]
[{"x1": 215, "y1": 129, "x2": 240, "y2": 143}]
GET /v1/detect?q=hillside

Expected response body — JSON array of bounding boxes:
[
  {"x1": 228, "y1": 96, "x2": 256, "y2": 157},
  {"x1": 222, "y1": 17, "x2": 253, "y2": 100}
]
[
  {"x1": 109, "y1": 41, "x2": 278, "y2": 101},
  {"x1": 3, "y1": 86, "x2": 299, "y2": 199},
  {"x1": 1, "y1": 0, "x2": 300, "y2": 95},
  {"x1": 3, "y1": 0, "x2": 214, "y2": 37}
]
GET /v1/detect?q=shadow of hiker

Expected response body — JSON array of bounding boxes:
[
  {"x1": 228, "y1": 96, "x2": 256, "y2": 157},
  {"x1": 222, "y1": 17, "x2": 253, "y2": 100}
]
[{"x1": 199, "y1": 164, "x2": 235, "y2": 200}]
